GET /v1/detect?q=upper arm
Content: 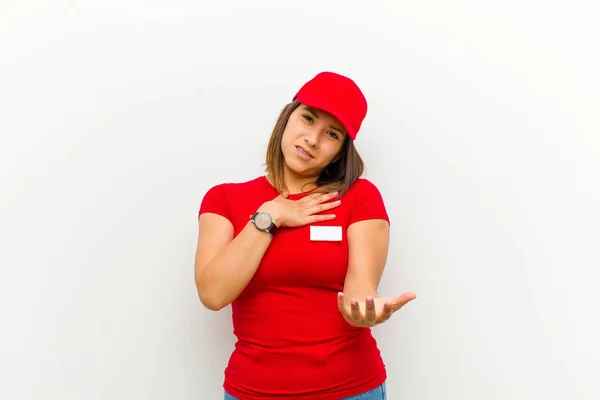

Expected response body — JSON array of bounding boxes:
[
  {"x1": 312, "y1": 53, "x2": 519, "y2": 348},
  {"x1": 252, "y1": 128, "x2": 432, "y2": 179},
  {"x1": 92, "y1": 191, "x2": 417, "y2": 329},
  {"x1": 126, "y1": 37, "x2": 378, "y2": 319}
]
[
  {"x1": 344, "y1": 219, "x2": 390, "y2": 295},
  {"x1": 195, "y1": 213, "x2": 234, "y2": 282},
  {"x1": 195, "y1": 183, "x2": 234, "y2": 281}
]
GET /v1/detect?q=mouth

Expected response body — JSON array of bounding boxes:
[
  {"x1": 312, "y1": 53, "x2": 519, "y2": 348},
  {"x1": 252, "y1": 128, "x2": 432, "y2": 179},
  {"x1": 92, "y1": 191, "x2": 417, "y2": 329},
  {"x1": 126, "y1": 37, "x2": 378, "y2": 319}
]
[{"x1": 296, "y1": 145, "x2": 315, "y2": 158}]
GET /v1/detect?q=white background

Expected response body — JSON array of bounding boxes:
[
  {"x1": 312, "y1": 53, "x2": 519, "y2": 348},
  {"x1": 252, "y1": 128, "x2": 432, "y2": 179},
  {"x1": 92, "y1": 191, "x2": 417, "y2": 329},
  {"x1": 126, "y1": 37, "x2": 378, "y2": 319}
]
[{"x1": 1, "y1": 1, "x2": 599, "y2": 399}]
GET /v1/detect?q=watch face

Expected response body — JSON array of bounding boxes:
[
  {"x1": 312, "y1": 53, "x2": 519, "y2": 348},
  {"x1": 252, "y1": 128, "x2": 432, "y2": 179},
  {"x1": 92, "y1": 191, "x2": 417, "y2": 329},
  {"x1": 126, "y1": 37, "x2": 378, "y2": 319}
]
[{"x1": 254, "y1": 213, "x2": 272, "y2": 230}]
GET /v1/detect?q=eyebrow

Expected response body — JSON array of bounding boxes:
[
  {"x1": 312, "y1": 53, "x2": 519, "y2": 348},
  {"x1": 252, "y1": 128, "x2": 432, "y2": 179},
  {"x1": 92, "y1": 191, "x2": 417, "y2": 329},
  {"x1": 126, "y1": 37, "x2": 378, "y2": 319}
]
[{"x1": 303, "y1": 106, "x2": 346, "y2": 136}]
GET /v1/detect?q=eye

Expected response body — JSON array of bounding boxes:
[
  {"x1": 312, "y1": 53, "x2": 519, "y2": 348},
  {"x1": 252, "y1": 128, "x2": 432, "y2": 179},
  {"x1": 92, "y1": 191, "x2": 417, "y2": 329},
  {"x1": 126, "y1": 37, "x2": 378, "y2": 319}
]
[
  {"x1": 303, "y1": 114, "x2": 313, "y2": 122},
  {"x1": 327, "y1": 131, "x2": 340, "y2": 140}
]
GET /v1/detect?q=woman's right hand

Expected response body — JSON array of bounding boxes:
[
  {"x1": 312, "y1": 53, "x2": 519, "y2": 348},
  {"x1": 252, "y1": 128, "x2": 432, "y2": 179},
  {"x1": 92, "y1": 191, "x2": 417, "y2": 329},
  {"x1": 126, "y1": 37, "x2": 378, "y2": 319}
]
[{"x1": 257, "y1": 190, "x2": 341, "y2": 228}]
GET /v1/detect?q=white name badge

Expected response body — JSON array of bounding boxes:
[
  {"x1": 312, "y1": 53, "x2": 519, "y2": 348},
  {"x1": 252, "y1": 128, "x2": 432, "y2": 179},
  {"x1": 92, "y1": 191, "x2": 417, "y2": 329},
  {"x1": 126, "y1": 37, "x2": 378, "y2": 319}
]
[{"x1": 310, "y1": 226, "x2": 342, "y2": 241}]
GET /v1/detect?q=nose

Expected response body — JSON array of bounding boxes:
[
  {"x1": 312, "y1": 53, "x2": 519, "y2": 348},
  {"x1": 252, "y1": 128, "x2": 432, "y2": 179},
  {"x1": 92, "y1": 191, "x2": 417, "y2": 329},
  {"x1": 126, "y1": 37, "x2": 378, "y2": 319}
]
[{"x1": 304, "y1": 127, "x2": 320, "y2": 147}]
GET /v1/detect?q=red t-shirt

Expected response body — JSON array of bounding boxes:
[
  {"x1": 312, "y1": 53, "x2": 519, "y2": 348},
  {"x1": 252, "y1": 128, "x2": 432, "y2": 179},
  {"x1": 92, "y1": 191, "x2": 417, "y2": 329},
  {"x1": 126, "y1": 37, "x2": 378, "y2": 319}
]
[{"x1": 198, "y1": 176, "x2": 390, "y2": 399}]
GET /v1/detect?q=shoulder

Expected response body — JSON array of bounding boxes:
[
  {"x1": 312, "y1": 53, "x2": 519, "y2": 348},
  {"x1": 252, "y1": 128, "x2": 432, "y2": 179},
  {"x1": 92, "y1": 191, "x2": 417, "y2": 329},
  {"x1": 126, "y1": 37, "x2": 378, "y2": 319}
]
[
  {"x1": 345, "y1": 178, "x2": 389, "y2": 224},
  {"x1": 199, "y1": 176, "x2": 266, "y2": 217},
  {"x1": 346, "y1": 178, "x2": 384, "y2": 198}
]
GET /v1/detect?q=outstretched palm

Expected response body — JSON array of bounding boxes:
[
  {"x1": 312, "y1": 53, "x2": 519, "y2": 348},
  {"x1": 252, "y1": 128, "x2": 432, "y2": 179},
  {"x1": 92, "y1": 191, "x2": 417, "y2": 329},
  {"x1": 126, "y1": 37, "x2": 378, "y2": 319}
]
[{"x1": 337, "y1": 292, "x2": 416, "y2": 327}]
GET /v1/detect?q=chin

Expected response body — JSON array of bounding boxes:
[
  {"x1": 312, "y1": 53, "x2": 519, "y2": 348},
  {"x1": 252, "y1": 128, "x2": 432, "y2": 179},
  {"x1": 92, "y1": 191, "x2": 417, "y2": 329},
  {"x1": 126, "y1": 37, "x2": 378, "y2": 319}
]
[
  {"x1": 285, "y1": 162, "x2": 306, "y2": 176},
  {"x1": 283, "y1": 160, "x2": 313, "y2": 177}
]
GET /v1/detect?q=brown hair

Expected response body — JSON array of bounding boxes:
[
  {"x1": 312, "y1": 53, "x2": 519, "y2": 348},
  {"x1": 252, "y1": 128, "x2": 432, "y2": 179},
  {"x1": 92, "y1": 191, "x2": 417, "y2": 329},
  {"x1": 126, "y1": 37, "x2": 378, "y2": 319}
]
[{"x1": 265, "y1": 99, "x2": 365, "y2": 197}]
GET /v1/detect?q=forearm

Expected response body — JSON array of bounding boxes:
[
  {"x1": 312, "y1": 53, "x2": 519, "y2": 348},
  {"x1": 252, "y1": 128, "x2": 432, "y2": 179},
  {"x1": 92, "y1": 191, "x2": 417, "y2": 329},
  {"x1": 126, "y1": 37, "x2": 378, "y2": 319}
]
[
  {"x1": 342, "y1": 269, "x2": 379, "y2": 304},
  {"x1": 342, "y1": 219, "x2": 389, "y2": 309},
  {"x1": 196, "y1": 221, "x2": 271, "y2": 310}
]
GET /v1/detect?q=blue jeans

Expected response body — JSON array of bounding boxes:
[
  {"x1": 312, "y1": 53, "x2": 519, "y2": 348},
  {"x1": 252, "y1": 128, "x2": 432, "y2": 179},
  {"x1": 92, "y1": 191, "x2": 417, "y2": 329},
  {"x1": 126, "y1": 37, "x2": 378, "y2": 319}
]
[{"x1": 224, "y1": 382, "x2": 387, "y2": 399}]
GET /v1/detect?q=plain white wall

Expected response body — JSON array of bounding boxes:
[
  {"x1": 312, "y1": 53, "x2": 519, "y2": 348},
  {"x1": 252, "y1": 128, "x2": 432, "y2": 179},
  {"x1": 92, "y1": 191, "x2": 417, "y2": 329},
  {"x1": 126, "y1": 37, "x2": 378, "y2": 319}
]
[{"x1": 1, "y1": 1, "x2": 599, "y2": 399}]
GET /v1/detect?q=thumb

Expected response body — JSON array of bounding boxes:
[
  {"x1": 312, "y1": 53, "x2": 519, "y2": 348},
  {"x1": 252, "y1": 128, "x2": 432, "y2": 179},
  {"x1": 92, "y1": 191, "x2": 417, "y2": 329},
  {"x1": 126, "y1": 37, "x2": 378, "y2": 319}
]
[{"x1": 393, "y1": 292, "x2": 417, "y2": 310}]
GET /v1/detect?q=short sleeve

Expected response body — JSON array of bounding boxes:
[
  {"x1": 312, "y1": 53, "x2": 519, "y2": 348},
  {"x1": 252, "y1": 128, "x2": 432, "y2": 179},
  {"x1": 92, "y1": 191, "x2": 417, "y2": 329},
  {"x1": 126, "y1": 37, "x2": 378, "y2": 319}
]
[
  {"x1": 198, "y1": 184, "x2": 232, "y2": 221},
  {"x1": 348, "y1": 179, "x2": 390, "y2": 225}
]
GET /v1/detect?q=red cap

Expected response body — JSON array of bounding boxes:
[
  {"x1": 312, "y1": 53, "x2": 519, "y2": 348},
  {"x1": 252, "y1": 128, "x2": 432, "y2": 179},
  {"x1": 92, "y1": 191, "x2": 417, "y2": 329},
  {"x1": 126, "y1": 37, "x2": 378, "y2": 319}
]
[{"x1": 293, "y1": 71, "x2": 367, "y2": 140}]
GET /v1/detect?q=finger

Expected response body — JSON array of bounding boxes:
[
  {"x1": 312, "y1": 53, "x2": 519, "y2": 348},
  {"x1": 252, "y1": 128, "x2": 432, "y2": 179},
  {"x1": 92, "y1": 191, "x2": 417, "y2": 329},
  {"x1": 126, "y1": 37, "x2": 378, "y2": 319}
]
[
  {"x1": 280, "y1": 189, "x2": 289, "y2": 199},
  {"x1": 322, "y1": 191, "x2": 339, "y2": 202},
  {"x1": 309, "y1": 214, "x2": 337, "y2": 224},
  {"x1": 310, "y1": 200, "x2": 341, "y2": 215},
  {"x1": 379, "y1": 301, "x2": 394, "y2": 323},
  {"x1": 337, "y1": 292, "x2": 349, "y2": 316},
  {"x1": 350, "y1": 298, "x2": 361, "y2": 321},
  {"x1": 392, "y1": 292, "x2": 417, "y2": 312},
  {"x1": 364, "y1": 297, "x2": 377, "y2": 324},
  {"x1": 307, "y1": 191, "x2": 338, "y2": 204},
  {"x1": 325, "y1": 199, "x2": 342, "y2": 209}
]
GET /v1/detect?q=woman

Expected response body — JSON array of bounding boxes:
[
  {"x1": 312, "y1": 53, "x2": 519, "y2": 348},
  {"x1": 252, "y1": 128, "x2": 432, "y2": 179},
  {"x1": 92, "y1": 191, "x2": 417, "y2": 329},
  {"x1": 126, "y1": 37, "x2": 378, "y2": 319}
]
[{"x1": 195, "y1": 71, "x2": 416, "y2": 399}]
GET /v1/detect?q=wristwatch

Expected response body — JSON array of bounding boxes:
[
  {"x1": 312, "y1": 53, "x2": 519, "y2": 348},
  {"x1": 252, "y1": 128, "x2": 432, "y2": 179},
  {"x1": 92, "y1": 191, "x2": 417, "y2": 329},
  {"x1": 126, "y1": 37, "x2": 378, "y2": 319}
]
[{"x1": 250, "y1": 212, "x2": 277, "y2": 237}]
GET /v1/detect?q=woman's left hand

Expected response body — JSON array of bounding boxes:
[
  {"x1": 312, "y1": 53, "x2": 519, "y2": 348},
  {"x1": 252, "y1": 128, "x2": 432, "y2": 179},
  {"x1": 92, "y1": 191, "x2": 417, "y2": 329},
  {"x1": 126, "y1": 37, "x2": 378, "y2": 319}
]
[{"x1": 337, "y1": 292, "x2": 416, "y2": 328}]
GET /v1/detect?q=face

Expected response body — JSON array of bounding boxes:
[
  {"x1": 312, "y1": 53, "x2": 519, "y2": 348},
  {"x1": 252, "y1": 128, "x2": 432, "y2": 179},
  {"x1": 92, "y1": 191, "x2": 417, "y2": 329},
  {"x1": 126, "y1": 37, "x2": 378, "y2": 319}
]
[{"x1": 280, "y1": 104, "x2": 347, "y2": 179}]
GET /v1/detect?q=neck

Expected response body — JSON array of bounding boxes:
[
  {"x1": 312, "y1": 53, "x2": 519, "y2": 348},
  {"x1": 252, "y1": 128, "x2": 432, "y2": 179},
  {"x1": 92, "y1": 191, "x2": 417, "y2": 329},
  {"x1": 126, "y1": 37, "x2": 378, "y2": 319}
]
[{"x1": 271, "y1": 167, "x2": 320, "y2": 194}]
